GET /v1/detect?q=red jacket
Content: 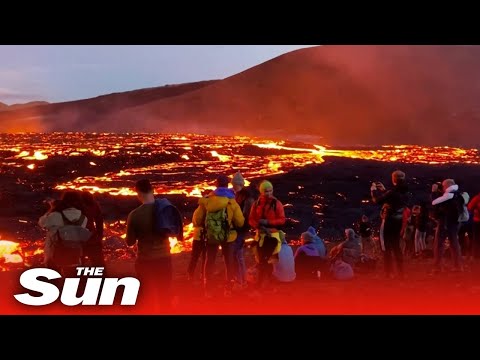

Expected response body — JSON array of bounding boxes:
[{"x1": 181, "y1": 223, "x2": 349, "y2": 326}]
[
  {"x1": 249, "y1": 195, "x2": 285, "y2": 233},
  {"x1": 468, "y1": 193, "x2": 480, "y2": 222}
]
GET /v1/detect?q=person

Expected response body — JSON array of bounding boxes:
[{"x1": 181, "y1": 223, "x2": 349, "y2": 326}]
[
  {"x1": 467, "y1": 191, "x2": 480, "y2": 259},
  {"x1": 371, "y1": 170, "x2": 410, "y2": 279},
  {"x1": 81, "y1": 191, "x2": 105, "y2": 268},
  {"x1": 401, "y1": 206, "x2": 415, "y2": 258},
  {"x1": 38, "y1": 191, "x2": 89, "y2": 275},
  {"x1": 192, "y1": 175, "x2": 244, "y2": 297},
  {"x1": 249, "y1": 180, "x2": 286, "y2": 290},
  {"x1": 304, "y1": 226, "x2": 327, "y2": 257},
  {"x1": 272, "y1": 231, "x2": 296, "y2": 283},
  {"x1": 186, "y1": 205, "x2": 207, "y2": 282},
  {"x1": 431, "y1": 179, "x2": 464, "y2": 273},
  {"x1": 295, "y1": 228, "x2": 328, "y2": 279},
  {"x1": 231, "y1": 171, "x2": 256, "y2": 288},
  {"x1": 413, "y1": 203, "x2": 429, "y2": 257},
  {"x1": 358, "y1": 215, "x2": 375, "y2": 258},
  {"x1": 125, "y1": 179, "x2": 175, "y2": 311},
  {"x1": 458, "y1": 211, "x2": 473, "y2": 261},
  {"x1": 330, "y1": 228, "x2": 362, "y2": 267}
]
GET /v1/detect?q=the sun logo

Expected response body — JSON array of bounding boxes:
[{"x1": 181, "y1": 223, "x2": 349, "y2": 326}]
[{"x1": 14, "y1": 267, "x2": 140, "y2": 306}]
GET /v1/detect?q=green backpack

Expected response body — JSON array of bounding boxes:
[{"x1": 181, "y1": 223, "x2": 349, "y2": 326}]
[{"x1": 205, "y1": 206, "x2": 230, "y2": 245}]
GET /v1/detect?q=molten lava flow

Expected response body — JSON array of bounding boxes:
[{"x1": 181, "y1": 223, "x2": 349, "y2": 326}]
[
  {"x1": 169, "y1": 223, "x2": 195, "y2": 254},
  {"x1": 42, "y1": 136, "x2": 480, "y2": 198},
  {"x1": 0, "y1": 239, "x2": 24, "y2": 270},
  {"x1": 2, "y1": 133, "x2": 480, "y2": 264},
  {"x1": 2, "y1": 133, "x2": 480, "y2": 203}
]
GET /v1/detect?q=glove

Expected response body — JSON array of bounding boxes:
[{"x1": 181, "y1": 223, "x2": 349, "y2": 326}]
[{"x1": 259, "y1": 219, "x2": 269, "y2": 226}]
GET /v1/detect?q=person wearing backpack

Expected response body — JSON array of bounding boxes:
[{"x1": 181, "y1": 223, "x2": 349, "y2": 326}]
[
  {"x1": 249, "y1": 180, "x2": 286, "y2": 290},
  {"x1": 126, "y1": 179, "x2": 181, "y2": 311},
  {"x1": 193, "y1": 175, "x2": 244, "y2": 297},
  {"x1": 431, "y1": 179, "x2": 464, "y2": 273},
  {"x1": 371, "y1": 170, "x2": 410, "y2": 279},
  {"x1": 38, "y1": 191, "x2": 90, "y2": 275},
  {"x1": 467, "y1": 192, "x2": 480, "y2": 259},
  {"x1": 231, "y1": 171, "x2": 256, "y2": 289}
]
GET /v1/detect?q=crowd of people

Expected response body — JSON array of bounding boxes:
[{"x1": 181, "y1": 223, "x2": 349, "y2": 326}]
[{"x1": 37, "y1": 169, "x2": 480, "y2": 309}]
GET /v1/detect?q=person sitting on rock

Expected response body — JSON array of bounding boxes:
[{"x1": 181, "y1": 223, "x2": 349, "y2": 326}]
[
  {"x1": 295, "y1": 229, "x2": 328, "y2": 279},
  {"x1": 329, "y1": 228, "x2": 362, "y2": 267}
]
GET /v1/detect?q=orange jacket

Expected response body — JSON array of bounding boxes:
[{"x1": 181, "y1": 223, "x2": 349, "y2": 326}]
[{"x1": 249, "y1": 195, "x2": 285, "y2": 233}]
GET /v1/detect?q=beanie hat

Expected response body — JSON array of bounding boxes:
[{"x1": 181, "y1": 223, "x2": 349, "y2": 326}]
[
  {"x1": 259, "y1": 180, "x2": 273, "y2": 194},
  {"x1": 232, "y1": 171, "x2": 245, "y2": 186}
]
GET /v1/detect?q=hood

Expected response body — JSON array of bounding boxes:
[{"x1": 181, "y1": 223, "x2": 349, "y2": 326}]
[
  {"x1": 61, "y1": 208, "x2": 83, "y2": 222},
  {"x1": 307, "y1": 226, "x2": 317, "y2": 236},
  {"x1": 445, "y1": 184, "x2": 459, "y2": 194},
  {"x1": 214, "y1": 187, "x2": 235, "y2": 199},
  {"x1": 199, "y1": 192, "x2": 238, "y2": 212}
]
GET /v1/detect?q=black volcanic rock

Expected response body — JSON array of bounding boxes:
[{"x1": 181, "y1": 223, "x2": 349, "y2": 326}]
[{"x1": 3, "y1": 156, "x2": 480, "y2": 244}]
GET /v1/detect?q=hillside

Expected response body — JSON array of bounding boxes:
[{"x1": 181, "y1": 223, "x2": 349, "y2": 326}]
[
  {"x1": 0, "y1": 80, "x2": 218, "y2": 132},
  {"x1": 1, "y1": 46, "x2": 480, "y2": 146}
]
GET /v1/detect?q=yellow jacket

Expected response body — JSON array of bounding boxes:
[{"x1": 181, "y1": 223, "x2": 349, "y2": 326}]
[{"x1": 192, "y1": 189, "x2": 245, "y2": 243}]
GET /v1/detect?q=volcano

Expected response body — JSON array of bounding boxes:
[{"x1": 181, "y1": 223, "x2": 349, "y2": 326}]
[{"x1": 1, "y1": 45, "x2": 480, "y2": 146}]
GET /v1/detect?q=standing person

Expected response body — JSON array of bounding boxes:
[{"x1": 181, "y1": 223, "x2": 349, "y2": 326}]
[
  {"x1": 458, "y1": 212, "x2": 473, "y2": 261},
  {"x1": 125, "y1": 179, "x2": 180, "y2": 311},
  {"x1": 231, "y1": 171, "x2": 256, "y2": 288},
  {"x1": 413, "y1": 203, "x2": 429, "y2": 257},
  {"x1": 431, "y1": 179, "x2": 464, "y2": 273},
  {"x1": 468, "y1": 192, "x2": 480, "y2": 259},
  {"x1": 371, "y1": 170, "x2": 410, "y2": 279},
  {"x1": 249, "y1": 180, "x2": 286, "y2": 290},
  {"x1": 193, "y1": 175, "x2": 244, "y2": 297},
  {"x1": 401, "y1": 207, "x2": 415, "y2": 258},
  {"x1": 81, "y1": 191, "x2": 105, "y2": 268},
  {"x1": 358, "y1": 215, "x2": 375, "y2": 258},
  {"x1": 186, "y1": 205, "x2": 207, "y2": 282},
  {"x1": 38, "y1": 191, "x2": 89, "y2": 275}
]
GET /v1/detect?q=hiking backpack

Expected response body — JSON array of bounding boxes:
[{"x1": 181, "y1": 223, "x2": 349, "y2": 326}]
[
  {"x1": 153, "y1": 198, "x2": 184, "y2": 241},
  {"x1": 56, "y1": 212, "x2": 91, "y2": 248},
  {"x1": 204, "y1": 205, "x2": 230, "y2": 245},
  {"x1": 453, "y1": 192, "x2": 470, "y2": 223},
  {"x1": 53, "y1": 212, "x2": 91, "y2": 267}
]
